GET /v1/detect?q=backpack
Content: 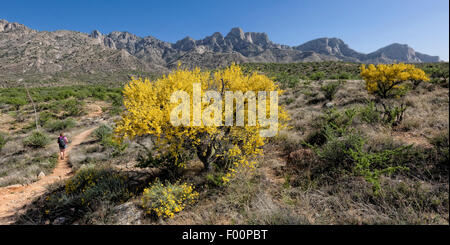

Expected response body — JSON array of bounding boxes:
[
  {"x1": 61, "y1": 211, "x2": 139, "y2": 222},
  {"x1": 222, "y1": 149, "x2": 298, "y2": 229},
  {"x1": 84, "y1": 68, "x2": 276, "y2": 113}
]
[{"x1": 58, "y1": 136, "x2": 66, "y2": 148}]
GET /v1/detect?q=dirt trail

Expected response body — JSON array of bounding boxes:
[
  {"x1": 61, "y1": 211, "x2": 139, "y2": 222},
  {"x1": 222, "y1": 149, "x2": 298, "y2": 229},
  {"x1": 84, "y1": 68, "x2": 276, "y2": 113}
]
[{"x1": 0, "y1": 105, "x2": 103, "y2": 225}]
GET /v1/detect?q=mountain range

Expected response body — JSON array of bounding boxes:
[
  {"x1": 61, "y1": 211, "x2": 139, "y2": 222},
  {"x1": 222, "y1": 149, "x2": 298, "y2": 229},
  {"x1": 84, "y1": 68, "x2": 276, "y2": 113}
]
[{"x1": 0, "y1": 19, "x2": 441, "y2": 77}]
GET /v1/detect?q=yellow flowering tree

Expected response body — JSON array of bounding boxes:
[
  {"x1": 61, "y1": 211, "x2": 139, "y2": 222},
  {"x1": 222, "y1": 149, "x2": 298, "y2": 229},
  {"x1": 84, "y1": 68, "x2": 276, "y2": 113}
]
[
  {"x1": 360, "y1": 63, "x2": 429, "y2": 125},
  {"x1": 360, "y1": 63, "x2": 429, "y2": 99},
  {"x1": 114, "y1": 64, "x2": 288, "y2": 183}
]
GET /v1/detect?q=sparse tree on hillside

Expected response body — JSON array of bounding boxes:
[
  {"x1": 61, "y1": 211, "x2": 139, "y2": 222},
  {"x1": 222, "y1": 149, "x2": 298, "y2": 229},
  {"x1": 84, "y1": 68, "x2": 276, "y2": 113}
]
[{"x1": 360, "y1": 63, "x2": 429, "y2": 125}]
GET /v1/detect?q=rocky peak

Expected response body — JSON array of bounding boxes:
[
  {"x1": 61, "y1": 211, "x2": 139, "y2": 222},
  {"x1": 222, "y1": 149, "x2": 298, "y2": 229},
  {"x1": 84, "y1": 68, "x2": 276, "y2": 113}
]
[
  {"x1": 173, "y1": 36, "x2": 196, "y2": 51},
  {"x1": 107, "y1": 31, "x2": 140, "y2": 43},
  {"x1": 197, "y1": 32, "x2": 226, "y2": 52},
  {"x1": 0, "y1": 19, "x2": 30, "y2": 33},
  {"x1": 211, "y1": 32, "x2": 224, "y2": 39},
  {"x1": 367, "y1": 43, "x2": 420, "y2": 62},
  {"x1": 246, "y1": 32, "x2": 271, "y2": 47},
  {"x1": 296, "y1": 37, "x2": 345, "y2": 55},
  {"x1": 294, "y1": 37, "x2": 365, "y2": 61},
  {"x1": 89, "y1": 30, "x2": 102, "y2": 39},
  {"x1": 226, "y1": 27, "x2": 245, "y2": 40}
]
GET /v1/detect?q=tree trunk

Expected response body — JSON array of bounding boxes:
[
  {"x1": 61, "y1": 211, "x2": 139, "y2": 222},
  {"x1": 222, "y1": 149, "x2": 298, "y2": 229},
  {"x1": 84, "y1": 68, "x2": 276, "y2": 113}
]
[{"x1": 197, "y1": 145, "x2": 213, "y2": 171}]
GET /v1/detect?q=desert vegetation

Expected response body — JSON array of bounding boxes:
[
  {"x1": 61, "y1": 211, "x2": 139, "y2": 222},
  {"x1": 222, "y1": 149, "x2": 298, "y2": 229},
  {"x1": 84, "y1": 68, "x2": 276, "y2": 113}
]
[{"x1": 0, "y1": 61, "x2": 448, "y2": 225}]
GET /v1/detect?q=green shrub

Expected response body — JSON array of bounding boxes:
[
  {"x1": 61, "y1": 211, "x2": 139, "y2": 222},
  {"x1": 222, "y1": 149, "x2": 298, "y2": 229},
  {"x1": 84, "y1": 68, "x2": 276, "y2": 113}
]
[
  {"x1": 38, "y1": 111, "x2": 57, "y2": 126},
  {"x1": 108, "y1": 106, "x2": 123, "y2": 116},
  {"x1": 8, "y1": 98, "x2": 27, "y2": 110},
  {"x1": 315, "y1": 127, "x2": 364, "y2": 170},
  {"x1": 359, "y1": 101, "x2": 381, "y2": 124},
  {"x1": 320, "y1": 81, "x2": 342, "y2": 101},
  {"x1": 94, "y1": 124, "x2": 128, "y2": 157},
  {"x1": 305, "y1": 108, "x2": 357, "y2": 147},
  {"x1": 347, "y1": 141, "x2": 410, "y2": 195},
  {"x1": 317, "y1": 108, "x2": 357, "y2": 133},
  {"x1": 382, "y1": 104, "x2": 407, "y2": 126},
  {"x1": 61, "y1": 99, "x2": 85, "y2": 117},
  {"x1": 338, "y1": 72, "x2": 352, "y2": 79},
  {"x1": 107, "y1": 92, "x2": 123, "y2": 106},
  {"x1": 23, "y1": 131, "x2": 50, "y2": 148},
  {"x1": 94, "y1": 124, "x2": 113, "y2": 143},
  {"x1": 64, "y1": 166, "x2": 131, "y2": 202},
  {"x1": 29, "y1": 166, "x2": 134, "y2": 224},
  {"x1": 273, "y1": 72, "x2": 300, "y2": 88},
  {"x1": 310, "y1": 71, "x2": 325, "y2": 81},
  {"x1": 44, "y1": 118, "x2": 76, "y2": 132}
]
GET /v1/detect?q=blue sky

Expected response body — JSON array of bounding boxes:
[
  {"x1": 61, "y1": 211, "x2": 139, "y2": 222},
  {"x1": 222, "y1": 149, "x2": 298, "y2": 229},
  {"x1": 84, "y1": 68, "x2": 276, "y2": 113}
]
[{"x1": 1, "y1": 0, "x2": 449, "y2": 60}]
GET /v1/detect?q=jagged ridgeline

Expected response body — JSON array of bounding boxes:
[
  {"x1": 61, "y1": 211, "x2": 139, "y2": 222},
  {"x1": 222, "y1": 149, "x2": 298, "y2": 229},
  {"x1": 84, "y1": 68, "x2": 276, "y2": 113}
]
[{"x1": 0, "y1": 19, "x2": 442, "y2": 87}]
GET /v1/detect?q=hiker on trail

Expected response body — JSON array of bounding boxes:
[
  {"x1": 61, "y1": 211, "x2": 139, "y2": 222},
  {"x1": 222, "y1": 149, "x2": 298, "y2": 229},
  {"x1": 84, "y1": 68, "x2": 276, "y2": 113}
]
[{"x1": 58, "y1": 132, "x2": 69, "y2": 160}]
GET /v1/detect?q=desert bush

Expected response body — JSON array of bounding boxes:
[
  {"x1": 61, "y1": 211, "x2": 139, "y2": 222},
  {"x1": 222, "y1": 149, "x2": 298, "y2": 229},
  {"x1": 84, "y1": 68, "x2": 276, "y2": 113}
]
[
  {"x1": 338, "y1": 72, "x2": 352, "y2": 79},
  {"x1": 347, "y1": 141, "x2": 410, "y2": 195},
  {"x1": 310, "y1": 71, "x2": 325, "y2": 81},
  {"x1": 64, "y1": 166, "x2": 131, "y2": 202},
  {"x1": 383, "y1": 104, "x2": 407, "y2": 126},
  {"x1": 106, "y1": 92, "x2": 123, "y2": 106},
  {"x1": 94, "y1": 124, "x2": 113, "y2": 143},
  {"x1": 108, "y1": 105, "x2": 123, "y2": 116},
  {"x1": 23, "y1": 131, "x2": 50, "y2": 148},
  {"x1": 141, "y1": 179, "x2": 198, "y2": 218},
  {"x1": 8, "y1": 97, "x2": 27, "y2": 110},
  {"x1": 306, "y1": 107, "x2": 411, "y2": 191},
  {"x1": 25, "y1": 166, "x2": 134, "y2": 224},
  {"x1": 274, "y1": 72, "x2": 300, "y2": 88},
  {"x1": 310, "y1": 124, "x2": 412, "y2": 194},
  {"x1": 315, "y1": 127, "x2": 364, "y2": 171},
  {"x1": 320, "y1": 80, "x2": 342, "y2": 101},
  {"x1": 304, "y1": 108, "x2": 357, "y2": 147},
  {"x1": 44, "y1": 118, "x2": 76, "y2": 132},
  {"x1": 38, "y1": 111, "x2": 57, "y2": 126},
  {"x1": 422, "y1": 65, "x2": 449, "y2": 87},
  {"x1": 61, "y1": 99, "x2": 85, "y2": 117},
  {"x1": 366, "y1": 135, "x2": 448, "y2": 182},
  {"x1": 94, "y1": 124, "x2": 128, "y2": 157},
  {"x1": 359, "y1": 101, "x2": 380, "y2": 124}
]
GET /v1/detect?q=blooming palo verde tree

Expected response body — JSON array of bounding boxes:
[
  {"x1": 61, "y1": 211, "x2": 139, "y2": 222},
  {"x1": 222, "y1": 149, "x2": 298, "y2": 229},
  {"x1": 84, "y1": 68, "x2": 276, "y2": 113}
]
[
  {"x1": 114, "y1": 64, "x2": 289, "y2": 183},
  {"x1": 360, "y1": 63, "x2": 429, "y2": 99},
  {"x1": 360, "y1": 63, "x2": 429, "y2": 125}
]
